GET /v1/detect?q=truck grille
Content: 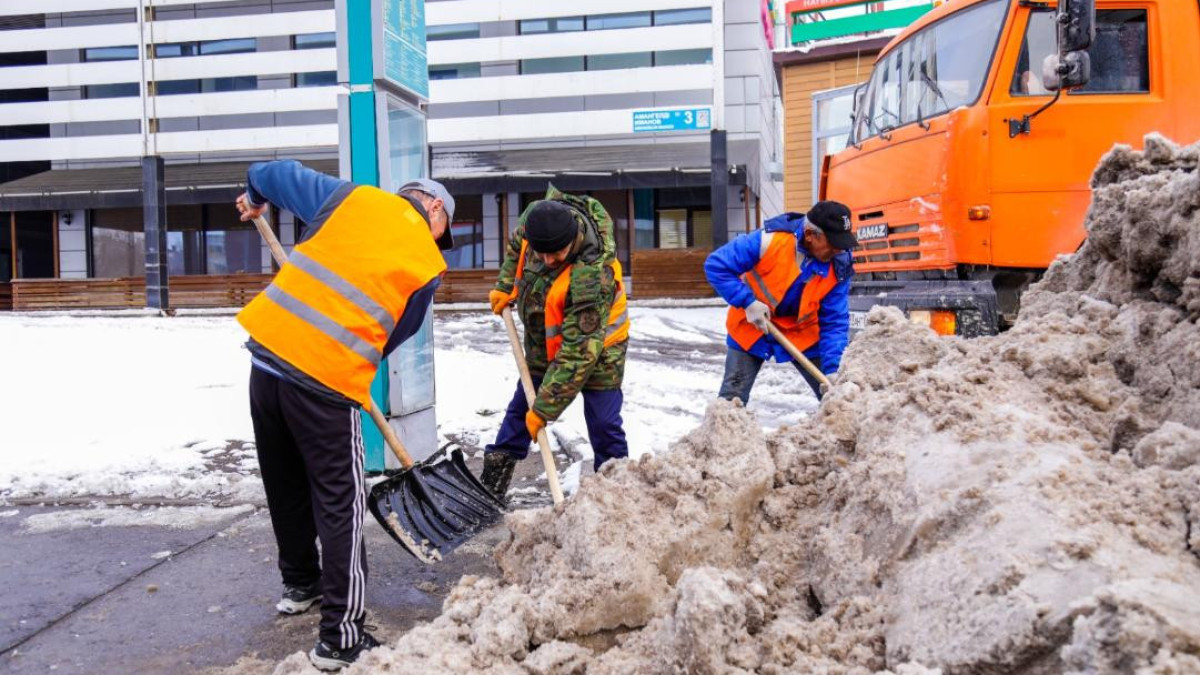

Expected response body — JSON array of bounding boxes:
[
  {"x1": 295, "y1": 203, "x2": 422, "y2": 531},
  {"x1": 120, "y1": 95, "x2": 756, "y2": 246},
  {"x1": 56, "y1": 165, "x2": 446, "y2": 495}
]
[{"x1": 853, "y1": 223, "x2": 922, "y2": 265}]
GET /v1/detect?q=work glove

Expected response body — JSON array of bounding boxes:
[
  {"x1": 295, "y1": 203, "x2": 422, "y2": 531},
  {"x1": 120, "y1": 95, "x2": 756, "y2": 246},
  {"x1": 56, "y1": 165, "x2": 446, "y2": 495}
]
[
  {"x1": 525, "y1": 410, "x2": 546, "y2": 440},
  {"x1": 489, "y1": 289, "x2": 511, "y2": 315},
  {"x1": 745, "y1": 300, "x2": 772, "y2": 333}
]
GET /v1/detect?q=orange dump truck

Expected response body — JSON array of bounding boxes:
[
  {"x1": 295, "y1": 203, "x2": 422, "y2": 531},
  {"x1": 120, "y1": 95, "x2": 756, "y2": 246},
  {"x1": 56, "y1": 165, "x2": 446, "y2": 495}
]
[{"x1": 822, "y1": 0, "x2": 1200, "y2": 336}]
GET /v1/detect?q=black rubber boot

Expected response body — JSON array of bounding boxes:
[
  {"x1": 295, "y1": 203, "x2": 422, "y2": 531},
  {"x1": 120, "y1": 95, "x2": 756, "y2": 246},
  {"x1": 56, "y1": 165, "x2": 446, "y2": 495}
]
[{"x1": 480, "y1": 452, "x2": 517, "y2": 501}]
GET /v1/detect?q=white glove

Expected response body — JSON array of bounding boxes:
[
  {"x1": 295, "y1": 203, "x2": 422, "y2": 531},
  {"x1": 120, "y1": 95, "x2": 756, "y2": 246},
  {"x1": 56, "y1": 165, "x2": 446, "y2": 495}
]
[{"x1": 745, "y1": 300, "x2": 772, "y2": 333}]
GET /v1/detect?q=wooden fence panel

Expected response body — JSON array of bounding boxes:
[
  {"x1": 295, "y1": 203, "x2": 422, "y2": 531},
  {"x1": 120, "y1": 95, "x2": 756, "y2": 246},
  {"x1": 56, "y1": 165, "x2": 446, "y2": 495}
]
[
  {"x1": 630, "y1": 248, "x2": 715, "y2": 299},
  {"x1": 12, "y1": 275, "x2": 272, "y2": 311},
  {"x1": 435, "y1": 269, "x2": 496, "y2": 304}
]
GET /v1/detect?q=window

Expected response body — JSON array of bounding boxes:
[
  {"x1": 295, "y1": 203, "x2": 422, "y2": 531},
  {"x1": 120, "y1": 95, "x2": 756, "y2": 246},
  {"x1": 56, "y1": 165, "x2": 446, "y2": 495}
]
[
  {"x1": 155, "y1": 38, "x2": 256, "y2": 58},
  {"x1": 633, "y1": 190, "x2": 655, "y2": 249},
  {"x1": 81, "y1": 46, "x2": 140, "y2": 99},
  {"x1": 657, "y1": 209, "x2": 688, "y2": 249},
  {"x1": 851, "y1": 0, "x2": 1006, "y2": 142},
  {"x1": 427, "y1": 23, "x2": 480, "y2": 41},
  {"x1": 653, "y1": 8, "x2": 712, "y2": 26},
  {"x1": 654, "y1": 188, "x2": 711, "y2": 249},
  {"x1": 90, "y1": 205, "x2": 266, "y2": 278},
  {"x1": 812, "y1": 85, "x2": 857, "y2": 203},
  {"x1": 588, "y1": 13, "x2": 651, "y2": 31},
  {"x1": 294, "y1": 33, "x2": 335, "y2": 50},
  {"x1": 520, "y1": 17, "x2": 584, "y2": 34},
  {"x1": 521, "y1": 56, "x2": 585, "y2": 75},
  {"x1": 429, "y1": 63, "x2": 481, "y2": 80},
  {"x1": 442, "y1": 195, "x2": 484, "y2": 269},
  {"x1": 385, "y1": 97, "x2": 426, "y2": 193},
  {"x1": 295, "y1": 71, "x2": 337, "y2": 87},
  {"x1": 90, "y1": 208, "x2": 145, "y2": 278},
  {"x1": 84, "y1": 82, "x2": 140, "y2": 99},
  {"x1": 155, "y1": 76, "x2": 258, "y2": 95},
  {"x1": 1010, "y1": 9, "x2": 1149, "y2": 96},
  {"x1": 589, "y1": 52, "x2": 652, "y2": 71},
  {"x1": 82, "y1": 45, "x2": 138, "y2": 62},
  {"x1": 655, "y1": 49, "x2": 713, "y2": 66}
]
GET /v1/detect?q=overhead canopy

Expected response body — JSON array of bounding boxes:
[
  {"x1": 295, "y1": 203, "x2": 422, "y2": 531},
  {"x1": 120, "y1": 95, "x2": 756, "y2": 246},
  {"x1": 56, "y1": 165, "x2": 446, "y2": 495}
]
[
  {"x1": 432, "y1": 143, "x2": 746, "y2": 194},
  {"x1": 0, "y1": 159, "x2": 340, "y2": 211}
]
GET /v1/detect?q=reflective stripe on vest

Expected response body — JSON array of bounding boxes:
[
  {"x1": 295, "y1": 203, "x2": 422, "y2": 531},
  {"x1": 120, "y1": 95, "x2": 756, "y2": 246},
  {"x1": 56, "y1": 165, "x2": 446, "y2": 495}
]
[
  {"x1": 726, "y1": 231, "x2": 839, "y2": 355},
  {"x1": 237, "y1": 185, "x2": 447, "y2": 407}
]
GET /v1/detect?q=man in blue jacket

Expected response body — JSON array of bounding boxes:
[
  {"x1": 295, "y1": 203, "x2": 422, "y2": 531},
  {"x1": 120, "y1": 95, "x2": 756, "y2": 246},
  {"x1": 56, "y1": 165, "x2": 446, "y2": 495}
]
[{"x1": 704, "y1": 201, "x2": 856, "y2": 402}]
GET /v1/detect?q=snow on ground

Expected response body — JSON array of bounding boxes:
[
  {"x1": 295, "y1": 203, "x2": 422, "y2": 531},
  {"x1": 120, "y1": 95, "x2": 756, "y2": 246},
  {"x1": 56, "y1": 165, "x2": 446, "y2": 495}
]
[{"x1": 0, "y1": 306, "x2": 818, "y2": 503}]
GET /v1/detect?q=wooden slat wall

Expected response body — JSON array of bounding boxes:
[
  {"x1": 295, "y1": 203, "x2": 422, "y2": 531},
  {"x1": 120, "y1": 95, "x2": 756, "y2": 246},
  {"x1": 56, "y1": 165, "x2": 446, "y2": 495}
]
[
  {"x1": 630, "y1": 248, "x2": 714, "y2": 299},
  {"x1": 435, "y1": 269, "x2": 496, "y2": 304},
  {"x1": 783, "y1": 52, "x2": 879, "y2": 215},
  {"x1": 11, "y1": 274, "x2": 272, "y2": 311}
]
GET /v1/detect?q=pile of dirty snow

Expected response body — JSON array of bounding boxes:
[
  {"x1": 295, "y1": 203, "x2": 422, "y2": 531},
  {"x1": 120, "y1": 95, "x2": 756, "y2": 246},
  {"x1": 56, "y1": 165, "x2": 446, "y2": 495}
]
[{"x1": 275, "y1": 135, "x2": 1200, "y2": 674}]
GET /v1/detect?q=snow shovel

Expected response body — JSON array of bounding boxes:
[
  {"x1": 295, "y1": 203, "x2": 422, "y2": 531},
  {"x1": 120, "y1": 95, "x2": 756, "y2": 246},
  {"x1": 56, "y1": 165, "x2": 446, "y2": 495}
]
[
  {"x1": 764, "y1": 322, "x2": 833, "y2": 395},
  {"x1": 501, "y1": 307, "x2": 565, "y2": 505},
  {"x1": 249, "y1": 214, "x2": 504, "y2": 563}
]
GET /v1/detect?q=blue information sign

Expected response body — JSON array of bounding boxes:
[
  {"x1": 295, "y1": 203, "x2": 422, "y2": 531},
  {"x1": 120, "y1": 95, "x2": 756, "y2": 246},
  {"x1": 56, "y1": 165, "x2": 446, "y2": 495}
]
[
  {"x1": 383, "y1": 0, "x2": 429, "y2": 99},
  {"x1": 632, "y1": 107, "x2": 712, "y2": 133}
]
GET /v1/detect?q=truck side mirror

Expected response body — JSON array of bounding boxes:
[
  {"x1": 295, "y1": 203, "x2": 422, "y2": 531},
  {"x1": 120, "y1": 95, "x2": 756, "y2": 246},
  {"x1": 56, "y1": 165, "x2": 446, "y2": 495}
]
[
  {"x1": 1043, "y1": 0, "x2": 1095, "y2": 91},
  {"x1": 1058, "y1": 0, "x2": 1095, "y2": 53}
]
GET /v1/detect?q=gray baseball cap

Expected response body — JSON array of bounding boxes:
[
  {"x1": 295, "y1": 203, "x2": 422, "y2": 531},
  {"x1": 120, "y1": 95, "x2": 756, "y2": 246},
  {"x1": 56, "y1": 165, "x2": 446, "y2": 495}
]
[{"x1": 398, "y1": 178, "x2": 456, "y2": 250}]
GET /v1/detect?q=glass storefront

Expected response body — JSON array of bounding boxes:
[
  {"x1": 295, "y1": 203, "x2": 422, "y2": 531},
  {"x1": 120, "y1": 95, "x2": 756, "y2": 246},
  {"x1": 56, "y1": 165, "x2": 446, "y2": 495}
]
[
  {"x1": 89, "y1": 204, "x2": 266, "y2": 278},
  {"x1": 385, "y1": 97, "x2": 427, "y2": 193}
]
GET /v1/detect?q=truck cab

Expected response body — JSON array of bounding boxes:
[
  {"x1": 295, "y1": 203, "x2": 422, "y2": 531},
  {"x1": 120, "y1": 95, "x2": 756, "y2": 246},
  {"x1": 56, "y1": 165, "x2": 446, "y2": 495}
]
[{"x1": 822, "y1": 0, "x2": 1200, "y2": 336}]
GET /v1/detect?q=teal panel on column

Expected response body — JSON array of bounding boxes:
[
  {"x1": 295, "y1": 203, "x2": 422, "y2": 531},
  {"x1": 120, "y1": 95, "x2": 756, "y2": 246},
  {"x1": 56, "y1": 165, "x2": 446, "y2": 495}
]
[{"x1": 345, "y1": 0, "x2": 385, "y2": 470}]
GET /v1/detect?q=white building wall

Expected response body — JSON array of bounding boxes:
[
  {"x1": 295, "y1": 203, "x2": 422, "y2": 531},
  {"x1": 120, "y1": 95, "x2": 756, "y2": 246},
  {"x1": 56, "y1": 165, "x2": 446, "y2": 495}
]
[{"x1": 2, "y1": 0, "x2": 782, "y2": 232}]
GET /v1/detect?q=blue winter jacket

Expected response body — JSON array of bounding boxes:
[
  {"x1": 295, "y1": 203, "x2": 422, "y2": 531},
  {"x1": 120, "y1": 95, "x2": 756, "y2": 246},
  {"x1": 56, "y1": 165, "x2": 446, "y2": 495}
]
[{"x1": 704, "y1": 212, "x2": 854, "y2": 375}]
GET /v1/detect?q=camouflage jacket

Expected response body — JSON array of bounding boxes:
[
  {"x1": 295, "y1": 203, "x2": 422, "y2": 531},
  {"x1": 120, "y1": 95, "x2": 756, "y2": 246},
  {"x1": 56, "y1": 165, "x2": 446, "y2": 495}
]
[{"x1": 495, "y1": 185, "x2": 627, "y2": 421}]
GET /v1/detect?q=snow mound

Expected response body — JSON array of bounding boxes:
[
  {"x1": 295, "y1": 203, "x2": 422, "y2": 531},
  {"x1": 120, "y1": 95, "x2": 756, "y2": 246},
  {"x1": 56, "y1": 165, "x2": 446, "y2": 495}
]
[{"x1": 276, "y1": 135, "x2": 1200, "y2": 673}]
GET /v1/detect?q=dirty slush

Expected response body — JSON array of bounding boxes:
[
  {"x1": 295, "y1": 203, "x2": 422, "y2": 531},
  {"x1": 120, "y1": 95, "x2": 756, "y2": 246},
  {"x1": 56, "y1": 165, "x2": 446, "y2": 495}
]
[{"x1": 276, "y1": 135, "x2": 1200, "y2": 674}]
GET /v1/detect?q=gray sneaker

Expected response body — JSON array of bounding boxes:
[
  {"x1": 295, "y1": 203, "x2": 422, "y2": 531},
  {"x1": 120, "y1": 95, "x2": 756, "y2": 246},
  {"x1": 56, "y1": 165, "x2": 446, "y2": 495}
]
[{"x1": 276, "y1": 583, "x2": 321, "y2": 615}]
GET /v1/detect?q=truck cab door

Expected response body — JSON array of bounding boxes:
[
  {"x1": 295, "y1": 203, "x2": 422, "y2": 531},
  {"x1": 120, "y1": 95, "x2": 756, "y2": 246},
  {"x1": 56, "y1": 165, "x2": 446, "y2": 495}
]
[{"x1": 986, "y1": 3, "x2": 1164, "y2": 269}]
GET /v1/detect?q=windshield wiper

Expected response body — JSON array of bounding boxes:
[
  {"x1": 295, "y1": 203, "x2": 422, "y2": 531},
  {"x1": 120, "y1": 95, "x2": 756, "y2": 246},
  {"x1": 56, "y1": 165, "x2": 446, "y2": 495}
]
[{"x1": 919, "y1": 62, "x2": 950, "y2": 110}]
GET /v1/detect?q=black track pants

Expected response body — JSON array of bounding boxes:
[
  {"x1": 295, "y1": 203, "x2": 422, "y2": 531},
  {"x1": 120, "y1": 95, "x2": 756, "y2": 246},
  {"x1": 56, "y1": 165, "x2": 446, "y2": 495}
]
[{"x1": 249, "y1": 367, "x2": 367, "y2": 650}]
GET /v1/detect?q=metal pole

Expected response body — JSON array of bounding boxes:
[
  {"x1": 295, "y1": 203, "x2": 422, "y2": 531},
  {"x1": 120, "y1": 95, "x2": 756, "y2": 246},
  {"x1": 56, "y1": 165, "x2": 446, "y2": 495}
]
[
  {"x1": 710, "y1": 129, "x2": 729, "y2": 248},
  {"x1": 9, "y1": 212, "x2": 16, "y2": 280}
]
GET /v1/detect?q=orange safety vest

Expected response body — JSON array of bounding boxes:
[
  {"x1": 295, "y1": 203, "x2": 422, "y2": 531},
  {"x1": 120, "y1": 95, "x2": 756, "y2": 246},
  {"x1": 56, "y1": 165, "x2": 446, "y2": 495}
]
[
  {"x1": 511, "y1": 239, "x2": 630, "y2": 361},
  {"x1": 726, "y1": 230, "x2": 839, "y2": 355},
  {"x1": 237, "y1": 186, "x2": 447, "y2": 408}
]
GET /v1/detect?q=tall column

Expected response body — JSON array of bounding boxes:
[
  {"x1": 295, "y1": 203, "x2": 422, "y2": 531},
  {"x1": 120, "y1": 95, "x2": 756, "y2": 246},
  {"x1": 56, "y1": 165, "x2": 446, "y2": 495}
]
[
  {"x1": 710, "y1": 129, "x2": 729, "y2": 248},
  {"x1": 142, "y1": 155, "x2": 169, "y2": 311}
]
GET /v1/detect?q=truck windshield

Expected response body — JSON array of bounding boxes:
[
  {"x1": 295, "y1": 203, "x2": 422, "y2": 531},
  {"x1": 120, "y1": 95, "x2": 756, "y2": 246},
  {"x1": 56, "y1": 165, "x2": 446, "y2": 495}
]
[{"x1": 852, "y1": 0, "x2": 1007, "y2": 143}]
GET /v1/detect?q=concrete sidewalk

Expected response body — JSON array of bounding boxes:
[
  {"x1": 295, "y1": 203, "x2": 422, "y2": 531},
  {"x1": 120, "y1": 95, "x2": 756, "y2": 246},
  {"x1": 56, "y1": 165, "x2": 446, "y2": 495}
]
[{"x1": 0, "y1": 504, "x2": 506, "y2": 674}]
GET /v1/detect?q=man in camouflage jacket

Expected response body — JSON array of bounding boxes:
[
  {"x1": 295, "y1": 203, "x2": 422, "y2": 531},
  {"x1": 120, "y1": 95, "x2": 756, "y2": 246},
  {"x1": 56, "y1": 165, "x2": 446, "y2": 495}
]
[{"x1": 480, "y1": 185, "x2": 630, "y2": 499}]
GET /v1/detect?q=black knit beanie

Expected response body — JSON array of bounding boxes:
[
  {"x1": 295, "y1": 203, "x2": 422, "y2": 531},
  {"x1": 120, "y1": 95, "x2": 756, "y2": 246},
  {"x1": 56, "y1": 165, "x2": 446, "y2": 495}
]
[{"x1": 525, "y1": 201, "x2": 579, "y2": 253}]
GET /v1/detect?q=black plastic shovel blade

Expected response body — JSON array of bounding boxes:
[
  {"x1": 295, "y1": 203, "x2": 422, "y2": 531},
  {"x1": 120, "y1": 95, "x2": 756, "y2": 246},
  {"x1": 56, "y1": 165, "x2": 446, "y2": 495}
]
[{"x1": 367, "y1": 449, "x2": 506, "y2": 563}]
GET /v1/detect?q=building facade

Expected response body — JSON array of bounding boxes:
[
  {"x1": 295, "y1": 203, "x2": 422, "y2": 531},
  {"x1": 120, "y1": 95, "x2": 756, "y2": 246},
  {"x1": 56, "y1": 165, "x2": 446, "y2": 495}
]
[
  {"x1": 0, "y1": 0, "x2": 782, "y2": 309},
  {"x1": 774, "y1": 0, "x2": 933, "y2": 213}
]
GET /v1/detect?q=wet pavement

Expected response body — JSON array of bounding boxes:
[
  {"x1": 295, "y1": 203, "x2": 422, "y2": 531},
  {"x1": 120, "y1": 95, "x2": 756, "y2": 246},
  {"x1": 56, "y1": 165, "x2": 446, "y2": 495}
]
[{"x1": 0, "y1": 449, "x2": 565, "y2": 674}]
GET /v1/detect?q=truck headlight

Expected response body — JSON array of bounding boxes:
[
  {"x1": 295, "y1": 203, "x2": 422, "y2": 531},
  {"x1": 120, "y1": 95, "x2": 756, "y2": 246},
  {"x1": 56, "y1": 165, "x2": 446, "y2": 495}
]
[{"x1": 908, "y1": 309, "x2": 957, "y2": 336}]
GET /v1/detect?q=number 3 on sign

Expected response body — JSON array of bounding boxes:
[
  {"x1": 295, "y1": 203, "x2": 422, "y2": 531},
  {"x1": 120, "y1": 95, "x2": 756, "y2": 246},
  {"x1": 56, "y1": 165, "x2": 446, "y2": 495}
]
[{"x1": 684, "y1": 111, "x2": 693, "y2": 124}]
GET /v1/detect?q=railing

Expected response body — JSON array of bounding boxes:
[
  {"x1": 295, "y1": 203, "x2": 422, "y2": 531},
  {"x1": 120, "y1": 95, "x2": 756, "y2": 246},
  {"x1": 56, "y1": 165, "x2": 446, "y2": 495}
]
[{"x1": 11, "y1": 274, "x2": 273, "y2": 311}]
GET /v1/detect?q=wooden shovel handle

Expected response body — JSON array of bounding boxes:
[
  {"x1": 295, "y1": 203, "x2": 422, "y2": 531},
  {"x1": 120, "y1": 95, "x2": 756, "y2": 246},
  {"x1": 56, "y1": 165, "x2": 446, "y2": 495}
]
[
  {"x1": 502, "y1": 307, "x2": 565, "y2": 505},
  {"x1": 250, "y1": 213, "x2": 416, "y2": 469},
  {"x1": 764, "y1": 322, "x2": 833, "y2": 392}
]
